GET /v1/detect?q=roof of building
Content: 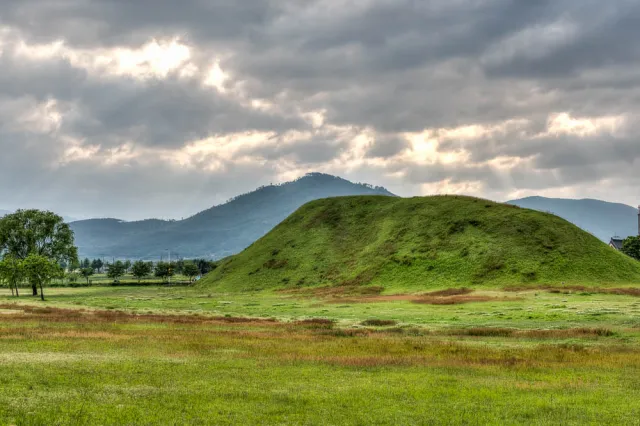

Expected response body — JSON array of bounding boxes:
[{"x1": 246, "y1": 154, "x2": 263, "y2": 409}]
[{"x1": 610, "y1": 238, "x2": 625, "y2": 250}]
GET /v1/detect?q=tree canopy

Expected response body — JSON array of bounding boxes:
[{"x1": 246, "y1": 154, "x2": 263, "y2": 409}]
[
  {"x1": 131, "y1": 261, "x2": 152, "y2": 283},
  {"x1": 622, "y1": 236, "x2": 640, "y2": 261},
  {"x1": 0, "y1": 210, "x2": 78, "y2": 263},
  {"x1": 0, "y1": 210, "x2": 78, "y2": 297},
  {"x1": 183, "y1": 262, "x2": 200, "y2": 283},
  {"x1": 80, "y1": 267, "x2": 94, "y2": 285},
  {"x1": 106, "y1": 261, "x2": 126, "y2": 282}
]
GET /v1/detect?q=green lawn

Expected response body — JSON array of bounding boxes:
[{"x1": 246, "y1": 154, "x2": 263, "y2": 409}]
[{"x1": 1, "y1": 285, "x2": 640, "y2": 424}]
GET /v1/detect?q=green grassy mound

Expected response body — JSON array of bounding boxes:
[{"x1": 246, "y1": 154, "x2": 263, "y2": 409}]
[{"x1": 201, "y1": 196, "x2": 640, "y2": 291}]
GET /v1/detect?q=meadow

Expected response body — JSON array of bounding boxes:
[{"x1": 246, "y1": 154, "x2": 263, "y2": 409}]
[{"x1": 1, "y1": 284, "x2": 640, "y2": 424}]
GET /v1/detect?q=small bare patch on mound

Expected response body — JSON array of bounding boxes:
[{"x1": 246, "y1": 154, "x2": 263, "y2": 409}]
[{"x1": 504, "y1": 285, "x2": 640, "y2": 297}]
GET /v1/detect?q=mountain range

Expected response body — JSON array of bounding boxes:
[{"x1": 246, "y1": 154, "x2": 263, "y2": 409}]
[
  {"x1": 68, "y1": 173, "x2": 395, "y2": 259},
  {"x1": 507, "y1": 196, "x2": 639, "y2": 242}
]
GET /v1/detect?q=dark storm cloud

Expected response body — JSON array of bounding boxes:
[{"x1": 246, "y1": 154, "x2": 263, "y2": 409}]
[
  {"x1": 1, "y1": 0, "x2": 640, "y2": 218},
  {"x1": 0, "y1": 0, "x2": 281, "y2": 48}
]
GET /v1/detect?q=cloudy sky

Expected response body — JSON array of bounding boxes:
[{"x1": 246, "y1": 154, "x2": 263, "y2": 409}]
[{"x1": 1, "y1": 0, "x2": 639, "y2": 220}]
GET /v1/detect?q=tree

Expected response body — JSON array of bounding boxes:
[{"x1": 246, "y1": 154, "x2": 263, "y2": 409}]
[
  {"x1": 154, "y1": 261, "x2": 173, "y2": 283},
  {"x1": 131, "y1": 261, "x2": 152, "y2": 283},
  {"x1": 194, "y1": 258, "x2": 217, "y2": 275},
  {"x1": 182, "y1": 262, "x2": 200, "y2": 283},
  {"x1": 0, "y1": 255, "x2": 24, "y2": 297},
  {"x1": 67, "y1": 272, "x2": 79, "y2": 284},
  {"x1": 0, "y1": 210, "x2": 78, "y2": 296},
  {"x1": 80, "y1": 268, "x2": 94, "y2": 285},
  {"x1": 91, "y1": 259, "x2": 104, "y2": 273},
  {"x1": 622, "y1": 236, "x2": 640, "y2": 261},
  {"x1": 23, "y1": 254, "x2": 62, "y2": 301},
  {"x1": 175, "y1": 259, "x2": 185, "y2": 275},
  {"x1": 68, "y1": 259, "x2": 81, "y2": 272},
  {"x1": 106, "y1": 261, "x2": 126, "y2": 282},
  {"x1": 81, "y1": 258, "x2": 91, "y2": 269},
  {"x1": 124, "y1": 260, "x2": 132, "y2": 273}
]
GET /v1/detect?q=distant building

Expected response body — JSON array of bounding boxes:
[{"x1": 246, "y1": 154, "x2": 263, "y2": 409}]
[
  {"x1": 610, "y1": 237, "x2": 625, "y2": 251},
  {"x1": 610, "y1": 205, "x2": 640, "y2": 251}
]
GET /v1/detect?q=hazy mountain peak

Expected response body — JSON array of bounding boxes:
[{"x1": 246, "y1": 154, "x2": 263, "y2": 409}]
[{"x1": 70, "y1": 174, "x2": 395, "y2": 259}]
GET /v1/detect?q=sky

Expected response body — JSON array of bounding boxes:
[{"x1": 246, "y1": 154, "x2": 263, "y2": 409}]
[{"x1": 1, "y1": 0, "x2": 639, "y2": 221}]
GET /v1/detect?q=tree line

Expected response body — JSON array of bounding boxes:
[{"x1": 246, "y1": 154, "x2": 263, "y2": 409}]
[
  {"x1": 0, "y1": 210, "x2": 218, "y2": 299},
  {"x1": 75, "y1": 258, "x2": 214, "y2": 284}
]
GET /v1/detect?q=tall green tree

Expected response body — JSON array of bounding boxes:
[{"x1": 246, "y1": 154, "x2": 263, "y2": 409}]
[
  {"x1": 91, "y1": 259, "x2": 104, "y2": 273},
  {"x1": 80, "y1": 268, "x2": 94, "y2": 285},
  {"x1": 0, "y1": 210, "x2": 78, "y2": 296},
  {"x1": 182, "y1": 262, "x2": 200, "y2": 283},
  {"x1": 622, "y1": 236, "x2": 640, "y2": 261},
  {"x1": 0, "y1": 255, "x2": 24, "y2": 297},
  {"x1": 131, "y1": 261, "x2": 152, "y2": 283},
  {"x1": 154, "y1": 261, "x2": 173, "y2": 283},
  {"x1": 23, "y1": 254, "x2": 62, "y2": 301},
  {"x1": 106, "y1": 261, "x2": 126, "y2": 282}
]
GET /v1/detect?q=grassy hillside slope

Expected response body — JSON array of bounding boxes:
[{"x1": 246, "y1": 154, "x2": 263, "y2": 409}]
[{"x1": 201, "y1": 196, "x2": 640, "y2": 292}]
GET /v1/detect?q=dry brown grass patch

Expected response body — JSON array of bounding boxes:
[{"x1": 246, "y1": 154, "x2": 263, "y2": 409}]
[
  {"x1": 361, "y1": 319, "x2": 398, "y2": 327},
  {"x1": 0, "y1": 304, "x2": 279, "y2": 326},
  {"x1": 504, "y1": 285, "x2": 640, "y2": 297},
  {"x1": 423, "y1": 288, "x2": 473, "y2": 297},
  {"x1": 293, "y1": 318, "x2": 335, "y2": 329},
  {"x1": 445, "y1": 327, "x2": 615, "y2": 338}
]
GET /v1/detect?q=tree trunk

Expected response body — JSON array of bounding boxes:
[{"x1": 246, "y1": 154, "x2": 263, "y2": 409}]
[
  {"x1": 39, "y1": 282, "x2": 45, "y2": 301},
  {"x1": 10, "y1": 284, "x2": 15, "y2": 297},
  {"x1": 32, "y1": 284, "x2": 38, "y2": 296},
  {"x1": 14, "y1": 284, "x2": 19, "y2": 297}
]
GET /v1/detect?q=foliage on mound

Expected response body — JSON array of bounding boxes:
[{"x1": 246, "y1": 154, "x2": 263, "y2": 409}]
[{"x1": 200, "y1": 196, "x2": 640, "y2": 291}]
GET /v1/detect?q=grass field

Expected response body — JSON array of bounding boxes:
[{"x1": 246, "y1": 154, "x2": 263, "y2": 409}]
[{"x1": 1, "y1": 284, "x2": 640, "y2": 424}]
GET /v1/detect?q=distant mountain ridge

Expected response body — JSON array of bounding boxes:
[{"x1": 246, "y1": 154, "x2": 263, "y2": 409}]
[
  {"x1": 507, "y1": 196, "x2": 639, "y2": 242},
  {"x1": 69, "y1": 173, "x2": 395, "y2": 259}
]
